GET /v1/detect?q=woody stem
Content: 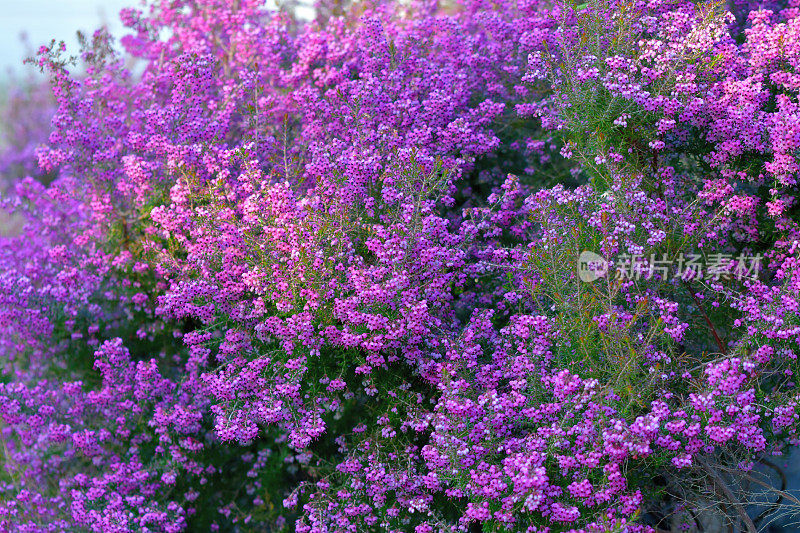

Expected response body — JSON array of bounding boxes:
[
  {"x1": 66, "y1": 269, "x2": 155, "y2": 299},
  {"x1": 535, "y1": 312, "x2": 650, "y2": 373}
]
[{"x1": 682, "y1": 279, "x2": 726, "y2": 355}]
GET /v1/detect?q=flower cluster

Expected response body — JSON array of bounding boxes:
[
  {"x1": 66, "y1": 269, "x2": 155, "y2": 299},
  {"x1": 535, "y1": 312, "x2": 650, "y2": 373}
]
[{"x1": 1, "y1": 0, "x2": 800, "y2": 531}]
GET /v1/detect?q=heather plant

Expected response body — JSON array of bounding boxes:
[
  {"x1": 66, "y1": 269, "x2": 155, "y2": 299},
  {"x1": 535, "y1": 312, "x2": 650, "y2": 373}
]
[{"x1": 1, "y1": 0, "x2": 800, "y2": 531}]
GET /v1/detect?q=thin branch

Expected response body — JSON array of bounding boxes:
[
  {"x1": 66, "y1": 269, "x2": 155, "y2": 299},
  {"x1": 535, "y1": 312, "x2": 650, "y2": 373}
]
[
  {"x1": 753, "y1": 458, "x2": 788, "y2": 526},
  {"x1": 716, "y1": 463, "x2": 800, "y2": 509},
  {"x1": 682, "y1": 279, "x2": 727, "y2": 355},
  {"x1": 699, "y1": 459, "x2": 757, "y2": 533}
]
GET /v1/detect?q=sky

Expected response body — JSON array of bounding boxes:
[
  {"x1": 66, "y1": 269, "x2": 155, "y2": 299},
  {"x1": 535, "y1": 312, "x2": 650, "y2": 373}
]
[
  {"x1": 0, "y1": 0, "x2": 138, "y2": 80},
  {"x1": 0, "y1": 0, "x2": 315, "y2": 83}
]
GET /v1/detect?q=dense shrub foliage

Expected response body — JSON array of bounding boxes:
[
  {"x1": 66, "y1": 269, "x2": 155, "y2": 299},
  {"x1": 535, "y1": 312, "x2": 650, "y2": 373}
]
[{"x1": 1, "y1": 0, "x2": 800, "y2": 531}]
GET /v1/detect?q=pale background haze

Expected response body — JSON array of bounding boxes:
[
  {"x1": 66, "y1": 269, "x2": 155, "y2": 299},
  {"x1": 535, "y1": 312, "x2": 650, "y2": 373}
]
[{"x1": 1, "y1": 0, "x2": 136, "y2": 79}]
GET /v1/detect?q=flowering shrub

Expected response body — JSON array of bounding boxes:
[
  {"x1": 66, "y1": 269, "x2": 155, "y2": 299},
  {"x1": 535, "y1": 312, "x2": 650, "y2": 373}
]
[{"x1": 1, "y1": 0, "x2": 800, "y2": 531}]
